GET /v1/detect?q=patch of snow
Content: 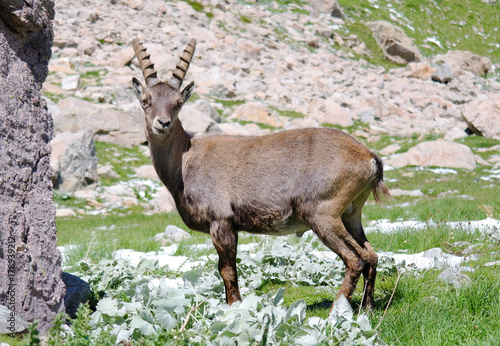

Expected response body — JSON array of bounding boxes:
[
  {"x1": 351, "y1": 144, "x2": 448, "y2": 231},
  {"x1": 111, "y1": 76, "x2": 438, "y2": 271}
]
[
  {"x1": 481, "y1": 173, "x2": 500, "y2": 181},
  {"x1": 113, "y1": 248, "x2": 205, "y2": 271},
  {"x1": 148, "y1": 277, "x2": 184, "y2": 289},
  {"x1": 366, "y1": 218, "x2": 500, "y2": 235},
  {"x1": 311, "y1": 247, "x2": 466, "y2": 271},
  {"x1": 365, "y1": 219, "x2": 430, "y2": 233},
  {"x1": 390, "y1": 248, "x2": 466, "y2": 270},
  {"x1": 418, "y1": 167, "x2": 457, "y2": 174},
  {"x1": 425, "y1": 36, "x2": 443, "y2": 49}
]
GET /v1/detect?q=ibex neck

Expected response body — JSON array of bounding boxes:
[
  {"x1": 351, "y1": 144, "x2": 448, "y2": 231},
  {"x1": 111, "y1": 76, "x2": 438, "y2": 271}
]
[{"x1": 148, "y1": 121, "x2": 191, "y2": 201}]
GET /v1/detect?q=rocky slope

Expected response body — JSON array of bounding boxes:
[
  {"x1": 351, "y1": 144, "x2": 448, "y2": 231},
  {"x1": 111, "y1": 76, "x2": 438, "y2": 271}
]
[
  {"x1": 45, "y1": 0, "x2": 500, "y2": 144},
  {"x1": 45, "y1": 0, "x2": 500, "y2": 211}
]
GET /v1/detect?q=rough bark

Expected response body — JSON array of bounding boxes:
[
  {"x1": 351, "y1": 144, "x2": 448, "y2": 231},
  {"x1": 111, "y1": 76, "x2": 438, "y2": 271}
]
[{"x1": 0, "y1": 0, "x2": 66, "y2": 334}]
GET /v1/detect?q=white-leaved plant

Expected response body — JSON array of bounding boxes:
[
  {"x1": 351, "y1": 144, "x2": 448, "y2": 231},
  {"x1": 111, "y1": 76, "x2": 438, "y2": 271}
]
[{"x1": 65, "y1": 242, "x2": 392, "y2": 344}]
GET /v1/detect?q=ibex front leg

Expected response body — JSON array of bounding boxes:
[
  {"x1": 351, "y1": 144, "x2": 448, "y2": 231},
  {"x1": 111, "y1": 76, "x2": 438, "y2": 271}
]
[{"x1": 210, "y1": 220, "x2": 241, "y2": 304}]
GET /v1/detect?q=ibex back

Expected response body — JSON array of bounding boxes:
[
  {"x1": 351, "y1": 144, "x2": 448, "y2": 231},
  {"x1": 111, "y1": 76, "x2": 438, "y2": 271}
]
[{"x1": 131, "y1": 38, "x2": 391, "y2": 309}]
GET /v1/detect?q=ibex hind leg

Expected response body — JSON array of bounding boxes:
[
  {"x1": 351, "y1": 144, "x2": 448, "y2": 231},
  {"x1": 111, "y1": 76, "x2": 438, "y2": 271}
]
[
  {"x1": 341, "y1": 188, "x2": 378, "y2": 309},
  {"x1": 305, "y1": 213, "x2": 371, "y2": 309},
  {"x1": 210, "y1": 220, "x2": 241, "y2": 304}
]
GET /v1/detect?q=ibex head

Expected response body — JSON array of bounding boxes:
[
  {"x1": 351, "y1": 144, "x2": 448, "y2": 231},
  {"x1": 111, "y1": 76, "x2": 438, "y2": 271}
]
[{"x1": 132, "y1": 39, "x2": 196, "y2": 138}]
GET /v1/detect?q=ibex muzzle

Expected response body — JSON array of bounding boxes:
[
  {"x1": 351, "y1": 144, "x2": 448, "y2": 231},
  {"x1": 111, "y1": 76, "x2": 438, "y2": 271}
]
[{"x1": 131, "y1": 38, "x2": 391, "y2": 309}]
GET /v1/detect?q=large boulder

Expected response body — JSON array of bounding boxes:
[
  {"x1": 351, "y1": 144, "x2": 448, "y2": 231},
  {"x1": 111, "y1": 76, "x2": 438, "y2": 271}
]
[
  {"x1": 54, "y1": 97, "x2": 145, "y2": 145},
  {"x1": 462, "y1": 94, "x2": 500, "y2": 140},
  {"x1": 367, "y1": 21, "x2": 423, "y2": 64},
  {"x1": 432, "y1": 50, "x2": 493, "y2": 77},
  {"x1": 179, "y1": 99, "x2": 221, "y2": 135},
  {"x1": 151, "y1": 186, "x2": 177, "y2": 214},
  {"x1": 233, "y1": 102, "x2": 288, "y2": 128},
  {"x1": 61, "y1": 273, "x2": 90, "y2": 319},
  {"x1": 308, "y1": 98, "x2": 354, "y2": 127},
  {"x1": 50, "y1": 131, "x2": 99, "y2": 192},
  {"x1": 0, "y1": 0, "x2": 66, "y2": 334},
  {"x1": 386, "y1": 141, "x2": 476, "y2": 170}
]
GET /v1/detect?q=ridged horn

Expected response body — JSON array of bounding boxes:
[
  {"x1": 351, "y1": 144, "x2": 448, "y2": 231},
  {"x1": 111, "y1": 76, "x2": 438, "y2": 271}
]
[
  {"x1": 132, "y1": 38, "x2": 160, "y2": 88},
  {"x1": 168, "y1": 39, "x2": 196, "y2": 90}
]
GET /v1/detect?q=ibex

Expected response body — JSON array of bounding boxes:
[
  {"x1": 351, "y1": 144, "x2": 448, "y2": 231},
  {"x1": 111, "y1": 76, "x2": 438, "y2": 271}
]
[{"x1": 131, "y1": 38, "x2": 391, "y2": 309}]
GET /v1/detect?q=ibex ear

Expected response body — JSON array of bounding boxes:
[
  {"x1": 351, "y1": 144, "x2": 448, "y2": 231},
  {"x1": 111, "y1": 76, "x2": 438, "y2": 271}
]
[
  {"x1": 132, "y1": 77, "x2": 144, "y2": 101},
  {"x1": 181, "y1": 81, "x2": 195, "y2": 103}
]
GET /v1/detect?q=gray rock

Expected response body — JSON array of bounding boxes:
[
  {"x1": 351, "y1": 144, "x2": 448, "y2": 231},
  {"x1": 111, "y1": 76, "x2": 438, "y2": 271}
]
[
  {"x1": 135, "y1": 165, "x2": 160, "y2": 181},
  {"x1": 61, "y1": 74, "x2": 80, "y2": 90},
  {"x1": 423, "y1": 248, "x2": 446, "y2": 259},
  {"x1": 154, "y1": 225, "x2": 191, "y2": 244},
  {"x1": 179, "y1": 103, "x2": 221, "y2": 135},
  {"x1": 331, "y1": 0, "x2": 344, "y2": 18},
  {"x1": 192, "y1": 99, "x2": 221, "y2": 123},
  {"x1": 358, "y1": 109, "x2": 377, "y2": 124},
  {"x1": 484, "y1": 260, "x2": 500, "y2": 267},
  {"x1": 56, "y1": 208, "x2": 77, "y2": 217},
  {"x1": 462, "y1": 243, "x2": 484, "y2": 256},
  {"x1": 438, "y1": 268, "x2": 471, "y2": 289},
  {"x1": 55, "y1": 97, "x2": 146, "y2": 145},
  {"x1": 431, "y1": 64, "x2": 454, "y2": 84},
  {"x1": 151, "y1": 186, "x2": 177, "y2": 213},
  {"x1": 61, "y1": 272, "x2": 90, "y2": 319},
  {"x1": 308, "y1": 98, "x2": 354, "y2": 127},
  {"x1": 463, "y1": 94, "x2": 500, "y2": 141},
  {"x1": 386, "y1": 141, "x2": 477, "y2": 171},
  {"x1": 433, "y1": 50, "x2": 493, "y2": 77},
  {"x1": 379, "y1": 143, "x2": 401, "y2": 156},
  {"x1": 367, "y1": 21, "x2": 423, "y2": 64},
  {"x1": 0, "y1": 305, "x2": 30, "y2": 334},
  {"x1": 50, "y1": 131, "x2": 99, "y2": 192},
  {"x1": 233, "y1": 102, "x2": 288, "y2": 128},
  {"x1": 283, "y1": 117, "x2": 320, "y2": 130},
  {"x1": 209, "y1": 84, "x2": 237, "y2": 99},
  {"x1": 218, "y1": 122, "x2": 270, "y2": 136},
  {"x1": 0, "y1": 0, "x2": 66, "y2": 334},
  {"x1": 97, "y1": 164, "x2": 120, "y2": 180}
]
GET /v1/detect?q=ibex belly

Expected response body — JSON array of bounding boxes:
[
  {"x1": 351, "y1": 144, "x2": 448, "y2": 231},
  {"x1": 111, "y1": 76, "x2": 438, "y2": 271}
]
[{"x1": 237, "y1": 210, "x2": 310, "y2": 237}]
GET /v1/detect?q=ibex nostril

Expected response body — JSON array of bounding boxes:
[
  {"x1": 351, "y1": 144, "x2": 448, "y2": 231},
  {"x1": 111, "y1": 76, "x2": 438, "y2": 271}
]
[{"x1": 157, "y1": 119, "x2": 171, "y2": 129}]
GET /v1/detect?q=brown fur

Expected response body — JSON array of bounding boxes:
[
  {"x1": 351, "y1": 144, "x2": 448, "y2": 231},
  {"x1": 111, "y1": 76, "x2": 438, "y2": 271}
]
[{"x1": 132, "y1": 39, "x2": 391, "y2": 309}]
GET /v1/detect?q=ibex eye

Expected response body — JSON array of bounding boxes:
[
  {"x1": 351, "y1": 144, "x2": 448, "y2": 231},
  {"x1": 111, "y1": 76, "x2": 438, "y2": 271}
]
[
  {"x1": 141, "y1": 99, "x2": 149, "y2": 108},
  {"x1": 176, "y1": 100, "x2": 184, "y2": 109}
]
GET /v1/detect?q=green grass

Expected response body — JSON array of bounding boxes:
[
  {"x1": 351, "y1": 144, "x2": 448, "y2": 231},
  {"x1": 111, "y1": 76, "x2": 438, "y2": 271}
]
[
  {"x1": 372, "y1": 269, "x2": 500, "y2": 345},
  {"x1": 253, "y1": 224, "x2": 500, "y2": 344},
  {"x1": 94, "y1": 141, "x2": 151, "y2": 185},
  {"x1": 369, "y1": 225, "x2": 494, "y2": 256},
  {"x1": 56, "y1": 211, "x2": 188, "y2": 266},
  {"x1": 338, "y1": 0, "x2": 500, "y2": 67}
]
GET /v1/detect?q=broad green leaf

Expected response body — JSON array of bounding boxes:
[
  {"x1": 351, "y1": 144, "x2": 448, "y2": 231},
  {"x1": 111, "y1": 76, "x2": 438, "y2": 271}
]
[
  {"x1": 331, "y1": 295, "x2": 353, "y2": 321},
  {"x1": 155, "y1": 309, "x2": 177, "y2": 330},
  {"x1": 182, "y1": 270, "x2": 201, "y2": 285},
  {"x1": 210, "y1": 321, "x2": 227, "y2": 332},
  {"x1": 129, "y1": 313, "x2": 157, "y2": 336},
  {"x1": 97, "y1": 297, "x2": 126, "y2": 317},
  {"x1": 286, "y1": 300, "x2": 306, "y2": 323},
  {"x1": 272, "y1": 287, "x2": 286, "y2": 305}
]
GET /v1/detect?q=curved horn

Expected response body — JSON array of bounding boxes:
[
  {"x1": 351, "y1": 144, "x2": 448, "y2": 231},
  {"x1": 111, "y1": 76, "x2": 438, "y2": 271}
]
[
  {"x1": 168, "y1": 39, "x2": 196, "y2": 90},
  {"x1": 132, "y1": 39, "x2": 160, "y2": 88}
]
